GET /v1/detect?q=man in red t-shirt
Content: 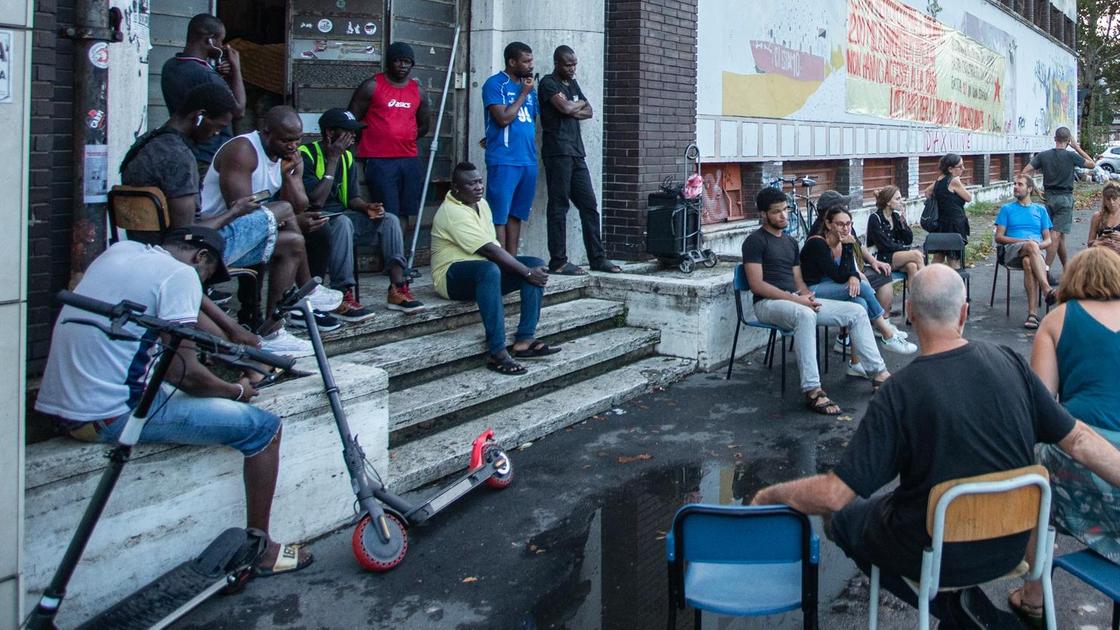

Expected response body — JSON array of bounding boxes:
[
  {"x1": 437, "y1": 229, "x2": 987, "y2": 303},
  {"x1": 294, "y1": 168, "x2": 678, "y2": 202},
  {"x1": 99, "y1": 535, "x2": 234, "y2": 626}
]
[{"x1": 349, "y1": 42, "x2": 433, "y2": 238}]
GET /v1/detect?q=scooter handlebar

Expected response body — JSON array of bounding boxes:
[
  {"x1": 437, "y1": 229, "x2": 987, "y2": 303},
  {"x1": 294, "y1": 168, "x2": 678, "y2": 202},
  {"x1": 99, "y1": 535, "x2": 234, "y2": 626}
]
[{"x1": 56, "y1": 290, "x2": 296, "y2": 371}]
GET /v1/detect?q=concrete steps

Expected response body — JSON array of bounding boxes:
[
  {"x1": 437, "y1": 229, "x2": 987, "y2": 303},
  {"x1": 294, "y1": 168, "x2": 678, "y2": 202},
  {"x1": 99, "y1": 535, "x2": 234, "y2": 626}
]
[
  {"x1": 328, "y1": 298, "x2": 625, "y2": 382},
  {"x1": 388, "y1": 355, "x2": 696, "y2": 492},
  {"x1": 321, "y1": 272, "x2": 590, "y2": 354},
  {"x1": 388, "y1": 326, "x2": 662, "y2": 433}
]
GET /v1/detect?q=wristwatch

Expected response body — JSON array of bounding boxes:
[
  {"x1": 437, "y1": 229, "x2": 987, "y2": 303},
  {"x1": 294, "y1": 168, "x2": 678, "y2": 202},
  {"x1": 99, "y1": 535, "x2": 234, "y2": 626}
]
[{"x1": 323, "y1": 175, "x2": 335, "y2": 181}]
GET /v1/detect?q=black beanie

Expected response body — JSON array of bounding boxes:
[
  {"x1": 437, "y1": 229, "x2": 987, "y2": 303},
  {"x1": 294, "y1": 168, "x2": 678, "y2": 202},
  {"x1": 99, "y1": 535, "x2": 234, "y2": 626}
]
[{"x1": 387, "y1": 41, "x2": 415, "y2": 64}]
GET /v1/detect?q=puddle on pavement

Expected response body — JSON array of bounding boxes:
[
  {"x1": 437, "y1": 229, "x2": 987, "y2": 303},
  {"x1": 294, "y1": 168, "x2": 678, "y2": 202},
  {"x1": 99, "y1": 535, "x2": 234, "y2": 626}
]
[{"x1": 517, "y1": 449, "x2": 820, "y2": 630}]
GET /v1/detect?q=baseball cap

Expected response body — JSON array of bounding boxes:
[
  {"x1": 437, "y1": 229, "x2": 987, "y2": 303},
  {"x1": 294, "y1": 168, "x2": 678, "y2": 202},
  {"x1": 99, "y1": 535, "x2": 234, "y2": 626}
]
[
  {"x1": 817, "y1": 190, "x2": 852, "y2": 212},
  {"x1": 164, "y1": 226, "x2": 231, "y2": 285},
  {"x1": 318, "y1": 107, "x2": 366, "y2": 132}
]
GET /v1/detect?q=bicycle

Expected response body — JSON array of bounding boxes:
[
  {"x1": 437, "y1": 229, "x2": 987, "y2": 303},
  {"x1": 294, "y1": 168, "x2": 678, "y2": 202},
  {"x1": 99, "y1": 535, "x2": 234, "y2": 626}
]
[{"x1": 766, "y1": 175, "x2": 818, "y2": 246}]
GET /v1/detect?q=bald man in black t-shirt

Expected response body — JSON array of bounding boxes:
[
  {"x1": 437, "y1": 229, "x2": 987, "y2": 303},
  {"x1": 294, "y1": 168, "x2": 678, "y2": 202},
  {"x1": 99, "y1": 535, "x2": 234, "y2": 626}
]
[{"x1": 751, "y1": 264, "x2": 1120, "y2": 625}]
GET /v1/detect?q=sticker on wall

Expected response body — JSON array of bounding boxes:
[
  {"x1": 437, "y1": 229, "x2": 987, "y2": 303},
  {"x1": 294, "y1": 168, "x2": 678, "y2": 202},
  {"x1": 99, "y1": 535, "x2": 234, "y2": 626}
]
[
  {"x1": 83, "y1": 144, "x2": 109, "y2": 203},
  {"x1": 364, "y1": 22, "x2": 377, "y2": 35},
  {"x1": 317, "y1": 19, "x2": 333, "y2": 33},
  {"x1": 0, "y1": 31, "x2": 11, "y2": 103},
  {"x1": 87, "y1": 109, "x2": 105, "y2": 129},
  {"x1": 89, "y1": 42, "x2": 110, "y2": 69}
]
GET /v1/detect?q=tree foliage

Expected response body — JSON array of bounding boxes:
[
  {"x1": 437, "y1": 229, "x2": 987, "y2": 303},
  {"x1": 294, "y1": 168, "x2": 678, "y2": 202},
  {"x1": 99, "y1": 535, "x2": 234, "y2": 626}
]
[{"x1": 1077, "y1": 0, "x2": 1120, "y2": 152}]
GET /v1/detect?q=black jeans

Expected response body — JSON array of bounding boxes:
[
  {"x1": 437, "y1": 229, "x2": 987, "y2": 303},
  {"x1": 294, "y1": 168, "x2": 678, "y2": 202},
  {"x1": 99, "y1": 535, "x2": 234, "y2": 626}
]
[{"x1": 543, "y1": 154, "x2": 606, "y2": 269}]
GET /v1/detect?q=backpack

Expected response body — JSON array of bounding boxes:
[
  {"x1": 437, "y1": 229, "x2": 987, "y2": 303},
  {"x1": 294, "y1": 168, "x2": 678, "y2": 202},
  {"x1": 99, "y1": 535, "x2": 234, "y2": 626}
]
[{"x1": 920, "y1": 194, "x2": 940, "y2": 232}]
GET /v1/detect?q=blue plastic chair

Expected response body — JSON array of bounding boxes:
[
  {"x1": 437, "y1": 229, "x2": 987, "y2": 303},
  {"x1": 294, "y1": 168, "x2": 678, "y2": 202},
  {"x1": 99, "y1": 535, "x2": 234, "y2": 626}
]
[
  {"x1": 666, "y1": 504, "x2": 820, "y2": 629},
  {"x1": 726, "y1": 264, "x2": 829, "y2": 393},
  {"x1": 1052, "y1": 549, "x2": 1119, "y2": 630}
]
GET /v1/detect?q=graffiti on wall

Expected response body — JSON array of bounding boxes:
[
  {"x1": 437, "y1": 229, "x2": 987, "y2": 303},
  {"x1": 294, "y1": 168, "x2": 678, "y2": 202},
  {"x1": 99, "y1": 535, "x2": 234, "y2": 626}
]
[
  {"x1": 719, "y1": 3, "x2": 845, "y2": 119},
  {"x1": 1032, "y1": 60, "x2": 1074, "y2": 135}
]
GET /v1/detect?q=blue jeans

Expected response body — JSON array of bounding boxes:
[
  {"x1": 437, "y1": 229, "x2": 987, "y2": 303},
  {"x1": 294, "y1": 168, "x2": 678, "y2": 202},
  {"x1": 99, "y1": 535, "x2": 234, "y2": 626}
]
[
  {"x1": 445, "y1": 257, "x2": 544, "y2": 355},
  {"x1": 220, "y1": 207, "x2": 278, "y2": 267},
  {"x1": 95, "y1": 385, "x2": 281, "y2": 457},
  {"x1": 810, "y1": 277, "x2": 884, "y2": 321}
]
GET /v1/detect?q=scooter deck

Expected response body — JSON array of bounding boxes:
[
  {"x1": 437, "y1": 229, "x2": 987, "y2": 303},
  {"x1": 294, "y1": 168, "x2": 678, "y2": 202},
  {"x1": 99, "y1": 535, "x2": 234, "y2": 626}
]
[{"x1": 76, "y1": 528, "x2": 265, "y2": 629}]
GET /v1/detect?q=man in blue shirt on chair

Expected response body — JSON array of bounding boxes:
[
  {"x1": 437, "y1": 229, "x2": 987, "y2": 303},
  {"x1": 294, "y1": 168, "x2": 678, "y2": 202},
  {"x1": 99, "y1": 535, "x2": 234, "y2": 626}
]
[
  {"x1": 995, "y1": 174, "x2": 1056, "y2": 329},
  {"x1": 751, "y1": 265, "x2": 1120, "y2": 627}
]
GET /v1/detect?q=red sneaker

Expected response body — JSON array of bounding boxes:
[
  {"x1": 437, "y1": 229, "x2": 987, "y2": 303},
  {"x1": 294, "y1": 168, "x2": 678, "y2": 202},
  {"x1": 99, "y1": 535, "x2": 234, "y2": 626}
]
[
  {"x1": 334, "y1": 289, "x2": 377, "y2": 322},
  {"x1": 387, "y1": 283, "x2": 425, "y2": 314}
]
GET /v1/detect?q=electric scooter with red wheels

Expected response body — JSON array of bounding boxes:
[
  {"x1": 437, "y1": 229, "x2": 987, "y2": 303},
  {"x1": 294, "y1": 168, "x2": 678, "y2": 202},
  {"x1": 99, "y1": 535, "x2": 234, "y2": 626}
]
[{"x1": 276, "y1": 282, "x2": 514, "y2": 571}]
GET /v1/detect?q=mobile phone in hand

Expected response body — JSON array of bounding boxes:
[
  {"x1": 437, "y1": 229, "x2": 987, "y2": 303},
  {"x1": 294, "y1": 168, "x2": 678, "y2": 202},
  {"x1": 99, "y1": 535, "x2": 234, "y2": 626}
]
[
  {"x1": 248, "y1": 190, "x2": 272, "y2": 203},
  {"x1": 316, "y1": 211, "x2": 344, "y2": 219}
]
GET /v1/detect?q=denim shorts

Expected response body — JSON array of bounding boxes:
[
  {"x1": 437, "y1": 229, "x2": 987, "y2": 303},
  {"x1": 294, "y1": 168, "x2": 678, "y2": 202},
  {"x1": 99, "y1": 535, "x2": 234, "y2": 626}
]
[
  {"x1": 220, "y1": 207, "x2": 278, "y2": 267},
  {"x1": 93, "y1": 385, "x2": 281, "y2": 457}
]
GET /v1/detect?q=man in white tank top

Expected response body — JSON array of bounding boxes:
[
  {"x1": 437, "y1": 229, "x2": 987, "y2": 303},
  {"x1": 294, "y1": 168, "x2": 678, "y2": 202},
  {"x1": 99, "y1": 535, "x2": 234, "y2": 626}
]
[{"x1": 202, "y1": 106, "x2": 343, "y2": 355}]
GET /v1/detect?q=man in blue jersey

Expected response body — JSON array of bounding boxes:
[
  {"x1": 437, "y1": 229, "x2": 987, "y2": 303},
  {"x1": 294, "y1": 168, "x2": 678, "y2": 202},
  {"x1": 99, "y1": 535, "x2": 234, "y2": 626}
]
[{"x1": 482, "y1": 41, "x2": 539, "y2": 255}]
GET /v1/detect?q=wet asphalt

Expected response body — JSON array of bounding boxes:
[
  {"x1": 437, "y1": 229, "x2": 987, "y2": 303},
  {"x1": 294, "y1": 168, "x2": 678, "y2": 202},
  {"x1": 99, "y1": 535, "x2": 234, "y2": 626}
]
[{"x1": 174, "y1": 192, "x2": 1116, "y2": 630}]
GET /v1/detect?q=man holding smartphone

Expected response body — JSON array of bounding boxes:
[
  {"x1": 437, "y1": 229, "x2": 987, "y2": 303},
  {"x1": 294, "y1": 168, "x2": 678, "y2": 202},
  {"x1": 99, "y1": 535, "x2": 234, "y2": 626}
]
[
  {"x1": 161, "y1": 14, "x2": 246, "y2": 172},
  {"x1": 299, "y1": 108, "x2": 425, "y2": 319}
]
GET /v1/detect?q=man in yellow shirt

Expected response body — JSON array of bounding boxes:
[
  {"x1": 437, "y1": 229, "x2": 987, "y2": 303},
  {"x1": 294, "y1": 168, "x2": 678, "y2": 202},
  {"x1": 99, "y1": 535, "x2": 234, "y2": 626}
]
[{"x1": 431, "y1": 162, "x2": 560, "y2": 374}]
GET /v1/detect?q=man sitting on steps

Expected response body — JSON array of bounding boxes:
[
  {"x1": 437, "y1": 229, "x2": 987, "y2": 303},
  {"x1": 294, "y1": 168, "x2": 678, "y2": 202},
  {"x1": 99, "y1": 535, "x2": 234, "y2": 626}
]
[
  {"x1": 299, "y1": 107, "x2": 424, "y2": 319},
  {"x1": 35, "y1": 227, "x2": 313, "y2": 578},
  {"x1": 430, "y1": 162, "x2": 560, "y2": 375}
]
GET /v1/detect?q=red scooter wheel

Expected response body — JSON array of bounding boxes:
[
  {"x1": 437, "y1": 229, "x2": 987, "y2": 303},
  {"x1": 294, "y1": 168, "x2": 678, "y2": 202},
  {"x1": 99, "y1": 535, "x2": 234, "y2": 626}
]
[
  {"x1": 352, "y1": 512, "x2": 408, "y2": 572},
  {"x1": 482, "y1": 443, "x2": 514, "y2": 489}
]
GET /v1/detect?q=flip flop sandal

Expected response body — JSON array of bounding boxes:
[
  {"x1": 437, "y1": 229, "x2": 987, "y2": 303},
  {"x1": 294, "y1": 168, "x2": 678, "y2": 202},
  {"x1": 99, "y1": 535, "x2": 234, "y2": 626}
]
[
  {"x1": 1024, "y1": 313, "x2": 1041, "y2": 330},
  {"x1": 510, "y1": 340, "x2": 562, "y2": 358},
  {"x1": 806, "y1": 391, "x2": 842, "y2": 415},
  {"x1": 486, "y1": 355, "x2": 527, "y2": 375},
  {"x1": 1007, "y1": 587, "x2": 1044, "y2": 627},
  {"x1": 548, "y1": 262, "x2": 588, "y2": 276},
  {"x1": 254, "y1": 543, "x2": 314, "y2": 578},
  {"x1": 1044, "y1": 289, "x2": 1058, "y2": 306},
  {"x1": 590, "y1": 261, "x2": 623, "y2": 273}
]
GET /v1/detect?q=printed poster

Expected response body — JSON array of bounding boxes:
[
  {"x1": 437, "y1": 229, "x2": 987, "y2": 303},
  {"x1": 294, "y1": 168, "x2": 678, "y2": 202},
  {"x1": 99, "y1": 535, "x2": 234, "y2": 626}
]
[{"x1": 846, "y1": 0, "x2": 1006, "y2": 133}]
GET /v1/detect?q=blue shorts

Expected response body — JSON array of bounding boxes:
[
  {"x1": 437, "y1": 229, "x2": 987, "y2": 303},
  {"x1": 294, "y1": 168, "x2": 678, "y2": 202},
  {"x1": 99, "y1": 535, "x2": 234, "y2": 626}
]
[
  {"x1": 95, "y1": 385, "x2": 281, "y2": 457},
  {"x1": 220, "y1": 207, "x2": 278, "y2": 267},
  {"x1": 364, "y1": 157, "x2": 422, "y2": 218},
  {"x1": 485, "y1": 163, "x2": 538, "y2": 224}
]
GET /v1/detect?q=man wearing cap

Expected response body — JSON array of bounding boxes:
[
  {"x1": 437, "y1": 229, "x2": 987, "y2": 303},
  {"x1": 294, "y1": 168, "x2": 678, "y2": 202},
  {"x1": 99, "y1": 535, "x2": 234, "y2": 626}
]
[
  {"x1": 349, "y1": 41, "x2": 432, "y2": 238},
  {"x1": 36, "y1": 227, "x2": 313, "y2": 577},
  {"x1": 300, "y1": 108, "x2": 425, "y2": 317}
]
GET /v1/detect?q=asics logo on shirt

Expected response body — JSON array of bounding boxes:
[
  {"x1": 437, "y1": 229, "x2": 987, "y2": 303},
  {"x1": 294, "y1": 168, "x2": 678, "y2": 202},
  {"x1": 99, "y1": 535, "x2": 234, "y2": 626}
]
[{"x1": 387, "y1": 99, "x2": 413, "y2": 109}]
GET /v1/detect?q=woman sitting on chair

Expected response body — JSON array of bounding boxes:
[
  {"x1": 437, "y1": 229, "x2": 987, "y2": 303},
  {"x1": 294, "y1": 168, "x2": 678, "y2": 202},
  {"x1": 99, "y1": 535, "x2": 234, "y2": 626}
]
[
  {"x1": 867, "y1": 185, "x2": 924, "y2": 280},
  {"x1": 1008, "y1": 247, "x2": 1120, "y2": 624}
]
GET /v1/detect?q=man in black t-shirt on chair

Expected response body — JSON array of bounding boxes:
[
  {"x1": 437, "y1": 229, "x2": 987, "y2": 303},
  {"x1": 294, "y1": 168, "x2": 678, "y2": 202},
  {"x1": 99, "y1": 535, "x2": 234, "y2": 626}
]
[{"x1": 751, "y1": 264, "x2": 1120, "y2": 627}]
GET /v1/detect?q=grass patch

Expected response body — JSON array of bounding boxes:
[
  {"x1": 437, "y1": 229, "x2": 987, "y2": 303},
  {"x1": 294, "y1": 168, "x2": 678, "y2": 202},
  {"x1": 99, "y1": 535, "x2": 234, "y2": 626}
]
[
  {"x1": 1073, "y1": 181, "x2": 1104, "y2": 209},
  {"x1": 965, "y1": 200, "x2": 999, "y2": 217}
]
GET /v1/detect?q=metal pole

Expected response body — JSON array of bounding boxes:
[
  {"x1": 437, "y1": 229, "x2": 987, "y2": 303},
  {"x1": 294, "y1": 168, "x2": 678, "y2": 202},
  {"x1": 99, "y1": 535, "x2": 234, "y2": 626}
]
[
  {"x1": 63, "y1": 0, "x2": 122, "y2": 288},
  {"x1": 406, "y1": 21, "x2": 461, "y2": 273}
]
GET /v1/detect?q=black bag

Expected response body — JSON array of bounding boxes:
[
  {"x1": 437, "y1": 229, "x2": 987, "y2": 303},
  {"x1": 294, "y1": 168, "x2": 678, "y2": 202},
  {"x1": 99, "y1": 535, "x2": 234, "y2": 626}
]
[{"x1": 920, "y1": 195, "x2": 940, "y2": 232}]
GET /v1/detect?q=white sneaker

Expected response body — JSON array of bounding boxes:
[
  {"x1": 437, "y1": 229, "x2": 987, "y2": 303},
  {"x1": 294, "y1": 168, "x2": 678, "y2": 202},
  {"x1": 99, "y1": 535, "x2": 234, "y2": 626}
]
[
  {"x1": 846, "y1": 361, "x2": 869, "y2": 379},
  {"x1": 880, "y1": 334, "x2": 918, "y2": 355},
  {"x1": 307, "y1": 284, "x2": 344, "y2": 312},
  {"x1": 875, "y1": 326, "x2": 909, "y2": 341},
  {"x1": 833, "y1": 334, "x2": 851, "y2": 354},
  {"x1": 259, "y1": 326, "x2": 315, "y2": 358}
]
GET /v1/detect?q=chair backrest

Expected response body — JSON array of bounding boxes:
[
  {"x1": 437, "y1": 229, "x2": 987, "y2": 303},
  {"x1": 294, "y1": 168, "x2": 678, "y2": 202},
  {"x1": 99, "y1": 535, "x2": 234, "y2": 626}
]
[
  {"x1": 925, "y1": 465, "x2": 1051, "y2": 591},
  {"x1": 733, "y1": 263, "x2": 749, "y2": 292},
  {"x1": 922, "y1": 232, "x2": 967, "y2": 258},
  {"x1": 671, "y1": 503, "x2": 815, "y2": 565},
  {"x1": 108, "y1": 185, "x2": 170, "y2": 245}
]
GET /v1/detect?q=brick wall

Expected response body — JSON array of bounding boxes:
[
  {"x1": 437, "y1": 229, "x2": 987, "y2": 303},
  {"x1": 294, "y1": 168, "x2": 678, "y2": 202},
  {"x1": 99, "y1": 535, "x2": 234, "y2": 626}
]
[
  {"x1": 28, "y1": 0, "x2": 77, "y2": 377},
  {"x1": 602, "y1": 0, "x2": 698, "y2": 259}
]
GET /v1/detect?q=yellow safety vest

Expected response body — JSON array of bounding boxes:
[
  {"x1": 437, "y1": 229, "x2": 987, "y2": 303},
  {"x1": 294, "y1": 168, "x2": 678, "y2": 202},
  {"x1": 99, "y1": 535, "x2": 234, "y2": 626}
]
[{"x1": 297, "y1": 141, "x2": 353, "y2": 208}]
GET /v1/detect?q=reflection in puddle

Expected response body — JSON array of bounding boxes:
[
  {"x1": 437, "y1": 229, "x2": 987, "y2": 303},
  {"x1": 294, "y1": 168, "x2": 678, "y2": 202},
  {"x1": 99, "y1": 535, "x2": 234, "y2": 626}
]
[{"x1": 521, "y1": 451, "x2": 815, "y2": 630}]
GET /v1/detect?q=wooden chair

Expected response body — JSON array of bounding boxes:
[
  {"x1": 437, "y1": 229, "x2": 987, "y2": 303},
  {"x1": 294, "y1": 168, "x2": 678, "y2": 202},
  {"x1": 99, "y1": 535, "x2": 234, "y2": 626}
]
[
  {"x1": 107, "y1": 185, "x2": 170, "y2": 245},
  {"x1": 867, "y1": 465, "x2": 1057, "y2": 630},
  {"x1": 107, "y1": 185, "x2": 261, "y2": 326}
]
